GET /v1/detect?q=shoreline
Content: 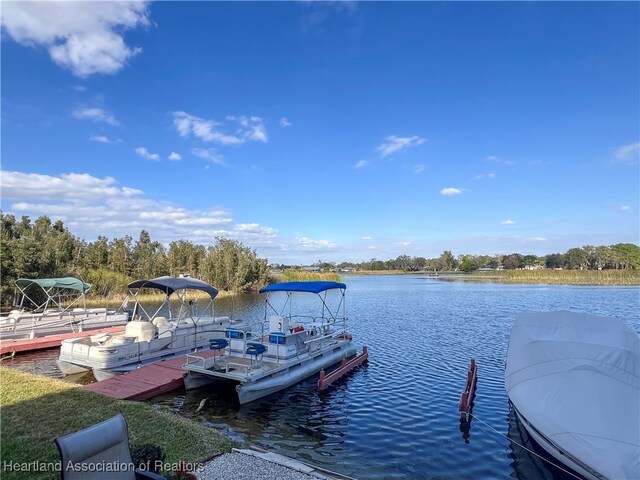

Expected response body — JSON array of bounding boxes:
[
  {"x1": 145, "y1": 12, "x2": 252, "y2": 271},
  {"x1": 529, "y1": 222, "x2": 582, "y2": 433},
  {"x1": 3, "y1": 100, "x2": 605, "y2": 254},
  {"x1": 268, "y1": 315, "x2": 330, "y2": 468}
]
[{"x1": 347, "y1": 270, "x2": 640, "y2": 286}]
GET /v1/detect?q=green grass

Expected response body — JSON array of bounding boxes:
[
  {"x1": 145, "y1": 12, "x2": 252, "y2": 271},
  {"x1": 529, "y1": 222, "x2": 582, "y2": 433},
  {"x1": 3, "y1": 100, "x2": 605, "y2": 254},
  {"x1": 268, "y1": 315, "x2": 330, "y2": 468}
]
[
  {"x1": 437, "y1": 269, "x2": 640, "y2": 286},
  {"x1": 0, "y1": 368, "x2": 234, "y2": 479}
]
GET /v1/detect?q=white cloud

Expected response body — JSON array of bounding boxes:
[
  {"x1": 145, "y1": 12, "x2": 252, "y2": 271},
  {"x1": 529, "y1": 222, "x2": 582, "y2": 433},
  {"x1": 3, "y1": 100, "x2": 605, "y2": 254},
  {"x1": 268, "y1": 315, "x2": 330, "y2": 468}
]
[
  {"x1": 354, "y1": 160, "x2": 368, "y2": 168},
  {"x1": 173, "y1": 111, "x2": 268, "y2": 145},
  {"x1": 168, "y1": 152, "x2": 181, "y2": 161},
  {"x1": 487, "y1": 155, "x2": 515, "y2": 166},
  {"x1": 295, "y1": 236, "x2": 336, "y2": 250},
  {"x1": 399, "y1": 241, "x2": 411, "y2": 246},
  {"x1": 361, "y1": 236, "x2": 372, "y2": 240},
  {"x1": 0, "y1": 170, "x2": 283, "y2": 250},
  {"x1": 73, "y1": 85, "x2": 87, "y2": 91},
  {"x1": 72, "y1": 107, "x2": 119, "y2": 126},
  {"x1": 192, "y1": 148, "x2": 226, "y2": 165},
  {"x1": 619, "y1": 205, "x2": 631, "y2": 211},
  {"x1": 474, "y1": 172, "x2": 496, "y2": 180},
  {"x1": 502, "y1": 219, "x2": 515, "y2": 225},
  {"x1": 279, "y1": 117, "x2": 292, "y2": 127},
  {"x1": 377, "y1": 135, "x2": 425, "y2": 158},
  {"x1": 440, "y1": 187, "x2": 463, "y2": 196},
  {"x1": 135, "y1": 147, "x2": 160, "y2": 161},
  {"x1": 0, "y1": 1, "x2": 150, "y2": 77},
  {"x1": 1, "y1": 171, "x2": 143, "y2": 201},
  {"x1": 413, "y1": 164, "x2": 425, "y2": 174},
  {"x1": 530, "y1": 237, "x2": 547, "y2": 242},
  {"x1": 613, "y1": 142, "x2": 639, "y2": 165},
  {"x1": 89, "y1": 135, "x2": 120, "y2": 144}
]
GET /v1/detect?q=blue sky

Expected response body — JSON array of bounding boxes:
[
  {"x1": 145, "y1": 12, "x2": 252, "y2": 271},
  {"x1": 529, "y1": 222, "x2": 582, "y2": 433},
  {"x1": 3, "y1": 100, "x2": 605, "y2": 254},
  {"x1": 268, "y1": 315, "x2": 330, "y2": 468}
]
[{"x1": 1, "y1": 1, "x2": 638, "y2": 264}]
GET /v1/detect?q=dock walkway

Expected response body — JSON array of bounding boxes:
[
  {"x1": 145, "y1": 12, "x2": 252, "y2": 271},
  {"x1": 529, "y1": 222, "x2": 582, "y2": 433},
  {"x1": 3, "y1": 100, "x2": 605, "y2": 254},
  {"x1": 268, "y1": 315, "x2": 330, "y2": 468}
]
[{"x1": 82, "y1": 350, "x2": 218, "y2": 401}]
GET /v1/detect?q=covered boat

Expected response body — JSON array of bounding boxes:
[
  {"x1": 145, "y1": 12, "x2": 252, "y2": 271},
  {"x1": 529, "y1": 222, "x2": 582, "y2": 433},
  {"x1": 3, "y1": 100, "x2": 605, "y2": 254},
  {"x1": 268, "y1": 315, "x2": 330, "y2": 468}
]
[
  {"x1": 505, "y1": 311, "x2": 640, "y2": 480},
  {"x1": 0, "y1": 277, "x2": 129, "y2": 340},
  {"x1": 183, "y1": 281, "x2": 358, "y2": 404},
  {"x1": 57, "y1": 276, "x2": 230, "y2": 380}
]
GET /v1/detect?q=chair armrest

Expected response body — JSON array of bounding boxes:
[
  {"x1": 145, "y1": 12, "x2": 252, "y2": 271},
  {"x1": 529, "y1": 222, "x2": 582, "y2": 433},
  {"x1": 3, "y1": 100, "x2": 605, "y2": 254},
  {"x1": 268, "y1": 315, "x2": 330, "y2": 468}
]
[{"x1": 135, "y1": 469, "x2": 167, "y2": 480}]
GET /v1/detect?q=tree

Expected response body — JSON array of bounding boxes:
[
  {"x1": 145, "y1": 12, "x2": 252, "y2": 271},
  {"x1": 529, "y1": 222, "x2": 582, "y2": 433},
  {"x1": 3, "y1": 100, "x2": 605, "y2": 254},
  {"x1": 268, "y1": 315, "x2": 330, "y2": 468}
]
[
  {"x1": 439, "y1": 251, "x2": 457, "y2": 271},
  {"x1": 610, "y1": 243, "x2": 640, "y2": 270},
  {"x1": 565, "y1": 248, "x2": 588, "y2": 270},
  {"x1": 132, "y1": 230, "x2": 168, "y2": 279},
  {"x1": 545, "y1": 253, "x2": 564, "y2": 269},
  {"x1": 459, "y1": 255, "x2": 478, "y2": 273},
  {"x1": 109, "y1": 236, "x2": 133, "y2": 276},
  {"x1": 202, "y1": 238, "x2": 268, "y2": 292}
]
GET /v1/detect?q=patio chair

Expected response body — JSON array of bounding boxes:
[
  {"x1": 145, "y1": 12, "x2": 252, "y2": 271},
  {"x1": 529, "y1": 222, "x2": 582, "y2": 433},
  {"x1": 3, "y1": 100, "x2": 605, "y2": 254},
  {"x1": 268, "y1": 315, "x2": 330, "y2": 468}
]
[{"x1": 54, "y1": 413, "x2": 165, "y2": 479}]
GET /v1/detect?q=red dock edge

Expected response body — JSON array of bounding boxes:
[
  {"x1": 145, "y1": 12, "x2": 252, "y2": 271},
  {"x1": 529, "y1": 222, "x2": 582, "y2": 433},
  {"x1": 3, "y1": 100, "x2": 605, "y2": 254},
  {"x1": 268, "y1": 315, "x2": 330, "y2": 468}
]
[
  {"x1": 318, "y1": 345, "x2": 368, "y2": 391},
  {"x1": 459, "y1": 358, "x2": 478, "y2": 423},
  {"x1": 0, "y1": 326, "x2": 125, "y2": 356},
  {"x1": 83, "y1": 350, "x2": 220, "y2": 401}
]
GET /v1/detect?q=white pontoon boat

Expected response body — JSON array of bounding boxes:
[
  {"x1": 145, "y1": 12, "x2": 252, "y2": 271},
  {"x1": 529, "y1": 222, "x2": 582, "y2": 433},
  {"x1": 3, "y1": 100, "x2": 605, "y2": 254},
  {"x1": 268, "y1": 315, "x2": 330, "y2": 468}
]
[
  {"x1": 183, "y1": 281, "x2": 357, "y2": 404},
  {"x1": 57, "y1": 276, "x2": 231, "y2": 381},
  {"x1": 0, "y1": 277, "x2": 129, "y2": 341},
  {"x1": 505, "y1": 311, "x2": 640, "y2": 480}
]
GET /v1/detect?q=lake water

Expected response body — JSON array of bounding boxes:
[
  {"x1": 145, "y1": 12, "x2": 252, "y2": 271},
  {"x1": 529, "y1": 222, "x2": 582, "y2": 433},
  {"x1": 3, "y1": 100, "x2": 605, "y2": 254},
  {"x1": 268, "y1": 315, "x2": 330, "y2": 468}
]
[{"x1": 7, "y1": 275, "x2": 639, "y2": 479}]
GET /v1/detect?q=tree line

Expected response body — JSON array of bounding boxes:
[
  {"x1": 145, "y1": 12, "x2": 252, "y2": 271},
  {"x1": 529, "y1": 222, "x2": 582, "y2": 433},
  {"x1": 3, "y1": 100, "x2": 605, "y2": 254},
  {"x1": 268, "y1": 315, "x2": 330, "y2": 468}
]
[
  {"x1": 1, "y1": 212, "x2": 638, "y2": 306},
  {"x1": 0, "y1": 213, "x2": 269, "y2": 306},
  {"x1": 276, "y1": 244, "x2": 640, "y2": 273}
]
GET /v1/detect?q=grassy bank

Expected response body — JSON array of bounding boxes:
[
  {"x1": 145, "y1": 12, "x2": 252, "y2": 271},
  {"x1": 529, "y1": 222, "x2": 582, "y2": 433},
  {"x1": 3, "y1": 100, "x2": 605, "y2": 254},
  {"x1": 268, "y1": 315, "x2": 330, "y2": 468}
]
[
  {"x1": 0, "y1": 368, "x2": 233, "y2": 480},
  {"x1": 437, "y1": 269, "x2": 640, "y2": 286}
]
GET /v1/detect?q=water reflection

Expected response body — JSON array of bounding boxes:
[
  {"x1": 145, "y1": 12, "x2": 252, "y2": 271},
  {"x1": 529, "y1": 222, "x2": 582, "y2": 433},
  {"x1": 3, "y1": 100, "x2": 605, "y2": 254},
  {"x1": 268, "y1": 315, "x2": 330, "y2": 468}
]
[{"x1": 5, "y1": 276, "x2": 639, "y2": 480}]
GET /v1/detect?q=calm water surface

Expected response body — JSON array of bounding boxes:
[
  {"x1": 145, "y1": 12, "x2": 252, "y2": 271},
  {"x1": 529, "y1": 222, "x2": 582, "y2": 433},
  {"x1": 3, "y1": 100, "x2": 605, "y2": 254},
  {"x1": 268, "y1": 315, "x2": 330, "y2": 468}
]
[{"x1": 8, "y1": 275, "x2": 640, "y2": 480}]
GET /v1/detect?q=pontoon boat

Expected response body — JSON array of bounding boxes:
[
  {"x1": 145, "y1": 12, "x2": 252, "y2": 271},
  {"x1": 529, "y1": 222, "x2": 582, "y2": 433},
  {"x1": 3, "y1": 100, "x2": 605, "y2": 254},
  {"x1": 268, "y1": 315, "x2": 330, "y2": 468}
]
[
  {"x1": 183, "y1": 281, "x2": 357, "y2": 404},
  {"x1": 57, "y1": 276, "x2": 231, "y2": 380},
  {"x1": 0, "y1": 277, "x2": 129, "y2": 341}
]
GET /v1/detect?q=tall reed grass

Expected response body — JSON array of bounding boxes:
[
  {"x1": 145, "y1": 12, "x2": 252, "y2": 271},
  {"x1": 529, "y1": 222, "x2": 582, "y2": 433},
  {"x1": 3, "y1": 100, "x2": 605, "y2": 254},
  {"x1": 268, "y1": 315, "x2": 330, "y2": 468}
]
[
  {"x1": 438, "y1": 269, "x2": 639, "y2": 286},
  {"x1": 278, "y1": 270, "x2": 343, "y2": 283}
]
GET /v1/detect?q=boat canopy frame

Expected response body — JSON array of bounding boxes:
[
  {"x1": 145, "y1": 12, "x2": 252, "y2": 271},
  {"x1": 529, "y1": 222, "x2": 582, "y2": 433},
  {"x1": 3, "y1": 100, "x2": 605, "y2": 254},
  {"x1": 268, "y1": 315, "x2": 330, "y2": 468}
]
[
  {"x1": 13, "y1": 277, "x2": 91, "y2": 312},
  {"x1": 259, "y1": 281, "x2": 347, "y2": 326},
  {"x1": 126, "y1": 276, "x2": 219, "y2": 324}
]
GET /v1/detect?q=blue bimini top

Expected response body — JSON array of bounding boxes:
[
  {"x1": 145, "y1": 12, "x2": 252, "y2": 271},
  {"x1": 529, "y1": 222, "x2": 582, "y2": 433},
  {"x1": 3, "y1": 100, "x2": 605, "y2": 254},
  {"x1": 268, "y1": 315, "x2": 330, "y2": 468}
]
[{"x1": 259, "y1": 281, "x2": 346, "y2": 294}]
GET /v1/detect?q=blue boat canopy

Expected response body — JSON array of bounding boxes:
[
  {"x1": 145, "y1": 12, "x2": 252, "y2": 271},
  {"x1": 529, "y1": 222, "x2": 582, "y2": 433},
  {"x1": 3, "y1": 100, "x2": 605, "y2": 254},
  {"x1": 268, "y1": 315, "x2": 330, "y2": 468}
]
[
  {"x1": 128, "y1": 276, "x2": 218, "y2": 299},
  {"x1": 259, "y1": 281, "x2": 346, "y2": 294},
  {"x1": 16, "y1": 277, "x2": 92, "y2": 294}
]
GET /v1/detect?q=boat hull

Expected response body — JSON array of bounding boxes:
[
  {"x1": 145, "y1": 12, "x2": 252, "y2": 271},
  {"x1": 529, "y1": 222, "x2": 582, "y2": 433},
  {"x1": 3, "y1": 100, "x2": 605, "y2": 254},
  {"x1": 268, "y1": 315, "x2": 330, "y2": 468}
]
[
  {"x1": 57, "y1": 319, "x2": 228, "y2": 379},
  {"x1": 56, "y1": 359, "x2": 91, "y2": 376},
  {"x1": 185, "y1": 342, "x2": 357, "y2": 404},
  {"x1": 512, "y1": 405, "x2": 603, "y2": 480}
]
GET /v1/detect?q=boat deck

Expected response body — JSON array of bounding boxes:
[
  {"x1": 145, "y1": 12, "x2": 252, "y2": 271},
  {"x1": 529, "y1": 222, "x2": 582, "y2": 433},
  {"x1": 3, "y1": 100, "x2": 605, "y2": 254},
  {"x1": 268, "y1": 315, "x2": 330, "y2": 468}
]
[
  {"x1": 185, "y1": 353, "x2": 284, "y2": 381},
  {"x1": 0, "y1": 326, "x2": 125, "y2": 356}
]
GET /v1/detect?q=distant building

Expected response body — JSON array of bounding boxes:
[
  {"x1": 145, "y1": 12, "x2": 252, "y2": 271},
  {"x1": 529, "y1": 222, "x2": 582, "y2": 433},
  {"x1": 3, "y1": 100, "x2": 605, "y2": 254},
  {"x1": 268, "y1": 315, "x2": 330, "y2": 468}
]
[{"x1": 302, "y1": 266, "x2": 321, "y2": 272}]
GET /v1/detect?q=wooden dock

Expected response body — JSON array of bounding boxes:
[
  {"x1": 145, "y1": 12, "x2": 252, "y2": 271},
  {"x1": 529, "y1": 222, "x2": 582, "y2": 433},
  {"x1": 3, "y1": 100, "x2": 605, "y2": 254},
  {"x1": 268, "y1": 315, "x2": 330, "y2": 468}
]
[
  {"x1": 82, "y1": 350, "x2": 218, "y2": 401},
  {"x1": 0, "y1": 326, "x2": 125, "y2": 356}
]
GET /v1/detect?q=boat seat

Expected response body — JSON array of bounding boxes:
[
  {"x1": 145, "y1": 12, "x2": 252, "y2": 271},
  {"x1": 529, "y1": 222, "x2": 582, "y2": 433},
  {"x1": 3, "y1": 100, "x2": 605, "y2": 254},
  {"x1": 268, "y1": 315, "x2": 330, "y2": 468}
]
[
  {"x1": 54, "y1": 413, "x2": 165, "y2": 480},
  {"x1": 90, "y1": 333, "x2": 111, "y2": 345},
  {"x1": 152, "y1": 317, "x2": 169, "y2": 327}
]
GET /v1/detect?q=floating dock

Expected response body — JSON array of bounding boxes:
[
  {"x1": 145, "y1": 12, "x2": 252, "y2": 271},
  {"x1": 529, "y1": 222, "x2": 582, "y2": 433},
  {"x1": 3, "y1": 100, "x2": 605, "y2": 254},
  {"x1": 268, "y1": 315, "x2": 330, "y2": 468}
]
[
  {"x1": 83, "y1": 350, "x2": 219, "y2": 401},
  {"x1": 318, "y1": 346, "x2": 368, "y2": 390},
  {"x1": 0, "y1": 326, "x2": 125, "y2": 356}
]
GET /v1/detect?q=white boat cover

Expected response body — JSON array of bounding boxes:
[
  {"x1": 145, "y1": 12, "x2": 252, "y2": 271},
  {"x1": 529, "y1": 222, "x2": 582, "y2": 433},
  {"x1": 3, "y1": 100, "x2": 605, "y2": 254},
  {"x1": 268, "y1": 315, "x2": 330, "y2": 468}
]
[{"x1": 505, "y1": 311, "x2": 640, "y2": 480}]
